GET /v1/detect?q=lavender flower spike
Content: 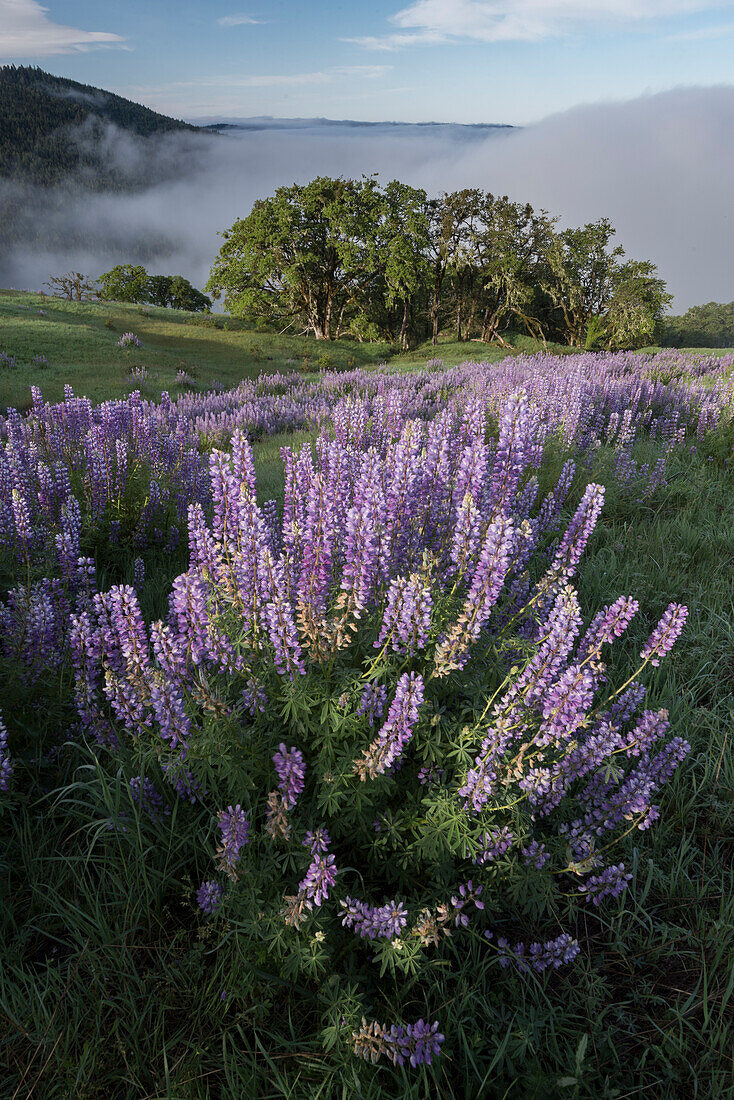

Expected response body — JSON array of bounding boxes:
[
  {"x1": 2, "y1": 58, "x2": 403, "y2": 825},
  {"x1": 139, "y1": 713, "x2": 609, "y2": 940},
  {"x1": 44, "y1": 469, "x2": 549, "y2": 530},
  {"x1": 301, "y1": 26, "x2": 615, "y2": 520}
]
[
  {"x1": 0, "y1": 713, "x2": 12, "y2": 791},
  {"x1": 216, "y1": 804, "x2": 251, "y2": 880},
  {"x1": 640, "y1": 603, "x2": 688, "y2": 666},
  {"x1": 273, "y1": 744, "x2": 306, "y2": 809},
  {"x1": 197, "y1": 880, "x2": 224, "y2": 914},
  {"x1": 354, "y1": 673, "x2": 424, "y2": 780}
]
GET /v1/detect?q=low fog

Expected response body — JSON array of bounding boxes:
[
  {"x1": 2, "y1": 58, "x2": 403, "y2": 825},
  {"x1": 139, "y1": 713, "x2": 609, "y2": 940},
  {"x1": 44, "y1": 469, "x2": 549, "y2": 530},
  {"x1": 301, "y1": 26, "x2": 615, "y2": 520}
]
[{"x1": 2, "y1": 85, "x2": 733, "y2": 312}]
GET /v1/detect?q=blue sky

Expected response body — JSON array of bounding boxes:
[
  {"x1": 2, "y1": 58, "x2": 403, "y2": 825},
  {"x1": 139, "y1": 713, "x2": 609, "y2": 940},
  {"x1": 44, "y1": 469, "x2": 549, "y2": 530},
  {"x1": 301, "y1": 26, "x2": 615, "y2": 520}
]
[{"x1": 2, "y1": 0, "x2": 734, "y2": 123}]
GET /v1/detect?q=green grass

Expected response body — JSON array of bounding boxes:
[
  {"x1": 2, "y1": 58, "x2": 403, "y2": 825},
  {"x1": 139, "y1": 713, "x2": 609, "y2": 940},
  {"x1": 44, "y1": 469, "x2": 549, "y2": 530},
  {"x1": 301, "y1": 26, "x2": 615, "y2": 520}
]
[{"x1": 0, "y1": 290, "x2": 399, "y2": 409}]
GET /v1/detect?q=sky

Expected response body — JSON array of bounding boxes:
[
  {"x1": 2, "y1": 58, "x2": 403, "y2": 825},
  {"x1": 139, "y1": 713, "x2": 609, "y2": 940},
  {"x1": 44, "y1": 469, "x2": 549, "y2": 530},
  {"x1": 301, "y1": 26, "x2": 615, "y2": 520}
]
[{"x1": 2, "y1": 0, "x2": 734, "y2": 123}]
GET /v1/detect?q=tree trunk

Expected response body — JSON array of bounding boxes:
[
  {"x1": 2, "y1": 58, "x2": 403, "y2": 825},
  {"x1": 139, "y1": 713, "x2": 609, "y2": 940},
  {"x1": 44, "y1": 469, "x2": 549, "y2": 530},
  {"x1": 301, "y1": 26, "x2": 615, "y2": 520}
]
[
  {"x1": 431, "y1": 269, "x2": 443, "y2": 346},
  {"x1": 399, "y1": 298, "x2": 410, "y2": 351}
]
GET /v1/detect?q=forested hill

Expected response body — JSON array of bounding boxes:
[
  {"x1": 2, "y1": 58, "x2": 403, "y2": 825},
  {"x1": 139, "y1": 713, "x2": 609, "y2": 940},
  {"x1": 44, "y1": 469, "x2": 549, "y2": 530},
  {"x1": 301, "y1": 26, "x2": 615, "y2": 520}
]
[{"x1": 0, "y1": 65, "x2": 203, "y2": 187}]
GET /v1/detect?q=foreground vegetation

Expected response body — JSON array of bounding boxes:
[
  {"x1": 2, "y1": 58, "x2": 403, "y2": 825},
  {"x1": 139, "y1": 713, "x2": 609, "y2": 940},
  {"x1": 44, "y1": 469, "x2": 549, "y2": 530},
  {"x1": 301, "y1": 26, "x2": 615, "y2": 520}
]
[{"x1": 0, "y1": 328, "x2": 733, "y2": 1098}]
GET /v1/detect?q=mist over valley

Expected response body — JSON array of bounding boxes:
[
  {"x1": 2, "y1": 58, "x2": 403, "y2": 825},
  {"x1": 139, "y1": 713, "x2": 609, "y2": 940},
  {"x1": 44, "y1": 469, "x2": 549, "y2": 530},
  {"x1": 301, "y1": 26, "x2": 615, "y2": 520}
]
[{"x1": 2, "y1": 71, "x2": 733, "y2": 311}]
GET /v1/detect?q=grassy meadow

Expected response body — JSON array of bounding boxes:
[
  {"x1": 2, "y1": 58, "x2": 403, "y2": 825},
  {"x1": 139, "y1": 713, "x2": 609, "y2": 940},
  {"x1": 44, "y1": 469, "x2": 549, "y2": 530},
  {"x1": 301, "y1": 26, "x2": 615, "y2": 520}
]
[
  {"x1": 0, "y1": 290, "x2": 556, "y2": 410},
  {"x1": 0, "y1": 295, "x2": 732, "y2": 1098}
]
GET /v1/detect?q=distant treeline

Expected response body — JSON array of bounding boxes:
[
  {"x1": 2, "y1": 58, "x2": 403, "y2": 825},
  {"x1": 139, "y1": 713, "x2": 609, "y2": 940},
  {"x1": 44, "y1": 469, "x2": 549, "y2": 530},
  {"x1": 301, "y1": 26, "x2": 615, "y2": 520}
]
[
  {"x1": 97, "y1": 264, "x2": 211, "y2": 312},
  {"x1": 207, "y1": 176, "x2": 671, "y2": 350},
  {"x1": 659, "y1": 302, "x2": 734, "y2": 348},
  {"x1": 0, "y1": 65, "x2": 201, "y2": 188}
]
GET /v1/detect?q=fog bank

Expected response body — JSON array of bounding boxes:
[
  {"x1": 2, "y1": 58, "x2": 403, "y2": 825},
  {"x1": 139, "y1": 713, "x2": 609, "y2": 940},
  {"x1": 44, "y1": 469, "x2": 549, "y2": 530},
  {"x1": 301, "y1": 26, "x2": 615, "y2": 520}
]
[{"x1": 2, "y1": 87, "x2": 733, "y2": 311}]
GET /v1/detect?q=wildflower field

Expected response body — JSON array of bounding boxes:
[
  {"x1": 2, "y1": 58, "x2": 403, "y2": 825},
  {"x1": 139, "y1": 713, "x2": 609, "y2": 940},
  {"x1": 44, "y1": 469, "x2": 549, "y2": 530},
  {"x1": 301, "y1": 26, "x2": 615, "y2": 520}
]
[{"x1": 1, "y1": 342, "x2": 733, "y2": 1097}]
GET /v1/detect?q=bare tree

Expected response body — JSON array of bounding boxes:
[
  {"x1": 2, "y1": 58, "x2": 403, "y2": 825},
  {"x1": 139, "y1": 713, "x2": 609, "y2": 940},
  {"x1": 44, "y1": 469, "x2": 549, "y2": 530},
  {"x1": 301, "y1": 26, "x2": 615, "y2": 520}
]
[{"x1": 43, "y1": 272, "x2": 98, "y2": 301}]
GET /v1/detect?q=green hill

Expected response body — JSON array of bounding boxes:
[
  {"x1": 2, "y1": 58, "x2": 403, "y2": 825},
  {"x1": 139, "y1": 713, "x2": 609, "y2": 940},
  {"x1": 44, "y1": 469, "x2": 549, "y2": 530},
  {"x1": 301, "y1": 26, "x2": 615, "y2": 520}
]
[
  {"x1": 0, "y1": 65, "x2": 202, "y2": 188},
  {"x1": 0, "y1": 289, "x2": 524, "y2": 410}
]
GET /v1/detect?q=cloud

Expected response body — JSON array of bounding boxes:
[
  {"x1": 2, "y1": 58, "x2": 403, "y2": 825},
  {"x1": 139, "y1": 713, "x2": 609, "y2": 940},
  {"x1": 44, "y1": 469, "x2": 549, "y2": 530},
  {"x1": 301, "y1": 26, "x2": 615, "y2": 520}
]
[
  {"x1": 348, "y1": 0, "x2": 730, "y2": 49},
  {"x1": 2, "y1": 86, "x2": 733, "y2": 313},
  {"x1": 216, "y1": 14, "x2": 267, "y2": 27},
  {"x1": 0, "y1": 0, "x2": 126, "y2": 58}
]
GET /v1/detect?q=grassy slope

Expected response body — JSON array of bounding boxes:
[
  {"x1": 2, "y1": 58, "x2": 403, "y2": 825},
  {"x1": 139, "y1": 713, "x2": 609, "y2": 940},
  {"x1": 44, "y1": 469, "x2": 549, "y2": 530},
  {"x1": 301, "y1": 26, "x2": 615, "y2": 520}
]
[
  {"x1": 0, "y1": 291, "x2": 555, "y2": 410},
  {"x1": 0, "y1": 291, "x2": 397, "y2": 409}
]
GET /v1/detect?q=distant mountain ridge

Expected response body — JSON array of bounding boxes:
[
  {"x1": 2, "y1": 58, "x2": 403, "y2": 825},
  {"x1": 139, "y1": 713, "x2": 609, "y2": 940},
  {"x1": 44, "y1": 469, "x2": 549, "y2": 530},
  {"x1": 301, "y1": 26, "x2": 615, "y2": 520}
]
[
  {"x1": 0, "y1": 65, "x2": 203, "y2": 188},
  {"x1": 199, "y1": 117, "x2": 515, "y2": 145}
]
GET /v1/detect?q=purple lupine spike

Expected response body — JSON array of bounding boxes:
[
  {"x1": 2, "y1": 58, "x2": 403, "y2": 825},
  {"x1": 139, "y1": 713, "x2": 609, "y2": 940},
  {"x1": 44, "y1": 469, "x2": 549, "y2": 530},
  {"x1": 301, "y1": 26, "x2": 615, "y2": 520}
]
[
  {"x1": 230, "y1": 429, "x2": 257, "y2": 496},
  {"x1": 522, "y1": 840, "x2": 550, "y2": 869},
  {"x1": 577, "y1": 596, "x2": 639, "y2": 662},
  {"x1": 273, "y1": 744, "x2": 305, "y2": 809},
  {"x1": 170, "y1": 571, "x2": 211, "y2": 665},
  {"x1": 474, "y1": 825, "x2": 515, "y2": 863},
  {"x1": 69, "y1": 610, "x2": 107, "y2": 742},
  {"x1": 105, "y1": 585, "x2": 149, "y2": 677},
  {"x1": 216, "y1": 804, "x2": 251, "y2": 879},
  {"x1": 434, "y1": 512, "x2": 514, "y2": 675},
  {"x1": 354, "y1": 672, "x2": 424, "y2": 780},
  {"x1": 376, "y1": 574, "x2": 433, "y2": 656},
  {"x1": 209, "y1": 450, "x2": 239, "y2": 545},
  {"x1": 494, "y1": 932, "x2": 579, "y2": 973},
  {"x1": 459, "y1": 721, "x2": 515, "y2": 814},
  {"x1": 129, "y1": 776, "x2": 169, "y2": 822},
  {"x1": 623, "y1": 708, "x2": 670, "y2": 758},
  {"x1": 340, "y1": 897, "x2": 409, "y2": 940},
  {"x1": 197, "y1": 880, "x2": 224, "y2": 914},
  {"x1": 389, "y1": 1019, "x2": 445, "y2": 1068},
  {"x1": 450, "y1": 492, "x2": 482, "y2": 575},
  {"x1": 490, "y1": 391, "x2": 536, "y2": 516},
  {"x1": 341, "y1": 458, "x2": 385, "y2": 611},
  {"x1": 257, "y1": 547, "x2": 305, "y2": 678},
  {"x1": 640, "y1": 603, "x2": 688, "y2": 666},
  {"x1": 548, "y1": 483, "x2": 605, "y2": 581},
  {"x1": 578, "y1": 864, "x2": 633, "y2": 906},
  {"x1": 0, "y1": 712, "x2": 12, "y2": 791},
  {"x1": 299, "y1": 846, "x2": 337, "y2": 908},
  {"x1": 356, "y1": 682, "x2": 388, "y2": 727}
]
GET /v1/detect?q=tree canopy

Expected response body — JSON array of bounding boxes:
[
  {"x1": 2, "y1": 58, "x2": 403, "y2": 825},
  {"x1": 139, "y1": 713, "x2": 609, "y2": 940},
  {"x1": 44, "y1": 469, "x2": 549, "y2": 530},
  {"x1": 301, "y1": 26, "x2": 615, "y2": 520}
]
[
  {"x1": 207, "y1": 177, "x2": 669, "y2": 350},
  {"x1": 98, "y1": 265, "x2": 211, "y2": 312}
]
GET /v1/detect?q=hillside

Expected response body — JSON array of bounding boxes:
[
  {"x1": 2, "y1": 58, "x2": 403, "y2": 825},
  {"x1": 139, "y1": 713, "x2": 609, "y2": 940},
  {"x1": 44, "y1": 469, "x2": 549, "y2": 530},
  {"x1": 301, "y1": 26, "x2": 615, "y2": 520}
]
[
  {"x1": 0, "y1": 65, "x2": 203, "y2": 188},
  {"x1": 0, "y1": 289, "x2": 534, "y2": 410}
]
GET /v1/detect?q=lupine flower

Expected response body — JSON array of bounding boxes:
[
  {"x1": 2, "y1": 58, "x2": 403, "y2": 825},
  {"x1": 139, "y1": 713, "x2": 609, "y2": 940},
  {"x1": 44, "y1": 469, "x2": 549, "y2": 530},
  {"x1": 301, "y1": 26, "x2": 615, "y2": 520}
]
[
  {"x1": 197, "y1": 880, "x2": 224, "y2": 914},
  {"x1": 640, "y1": 603, "x2": 688, "y2": 666},
  {"x1": 376, "y1": 574, "x2": 433, "y2": 656},
  {"x1": 352, "y1": 1018, "x2": 445, "y2": 1068},
  {"x1": 216, "y1": 804, "x2": 251, "y2": 879},
  {"x1": 273, "y1": 744, "x2": 305, "y2": 809},
  {"x1": 549, "y1": 483, "x2": 605, "y2": 581},
  {"x1": 356, "y1": 682, "x2": 387, "y2": 726},
  {"x1": 578, "y1": 863, "x2": 633, "y2": 905},
  {"x1": 522, "y1": 840, "x2": 550, "y2": 869},
  {"x1": 117, "y1": 332, "x2": 142, "y2": 348},
  {"x1": 129, "y1": 776, "x2": 169, "y2": 822},
  {"x1": 340, "y1": 897, "x2": 409, "y2": 940},
  {"x1": 299, "y1": 850, "x2": 337, "y2": 908},
  {"x1": 354, "y1": 673, "x2": 424, "y2": 780},
  {"x1": 494, "y1": 932, "x2": 580, "y2": 973},
  {"x1": 0, "y1": 713, "x2": 12, "y2": 791},
  {"x1": 475, "y1": 826, "x2": 515, "y2": 864}
]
